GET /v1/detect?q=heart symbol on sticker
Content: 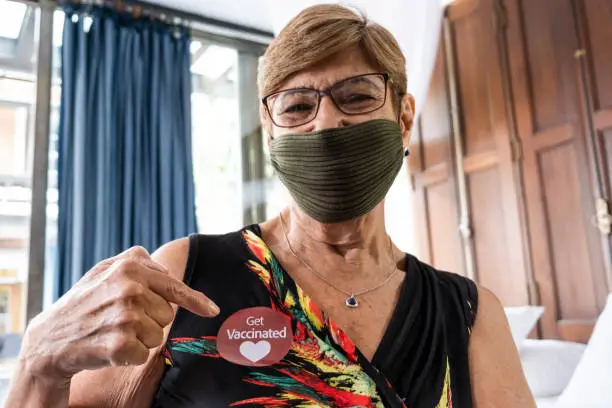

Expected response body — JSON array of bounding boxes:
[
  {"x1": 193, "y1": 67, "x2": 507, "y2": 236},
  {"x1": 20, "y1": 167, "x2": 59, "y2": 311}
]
[{"x1": 239, "y1": 340, "x2": 271, "y2": 363}]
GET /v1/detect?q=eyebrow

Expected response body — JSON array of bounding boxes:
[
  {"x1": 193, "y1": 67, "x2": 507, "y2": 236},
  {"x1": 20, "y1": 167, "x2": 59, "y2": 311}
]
[
  {"x1": 285, "y1": 81, "x2": 321, "y2": 91},
  {"x1": 290, "y1": 74, "x2": 378, "y2": 91},
  {"x1": 342, "y1": 76, "x2": 376, "y2": 87},
  {"x1": 282, "y1": 88, "x2": 315, "y2": 96}
]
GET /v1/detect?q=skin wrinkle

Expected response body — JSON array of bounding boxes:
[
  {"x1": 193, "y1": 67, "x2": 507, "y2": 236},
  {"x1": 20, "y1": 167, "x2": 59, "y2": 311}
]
[
  {"x1": 264, "y1": 49, "x2": 414, "y2": 275},
  {"x1": 252, "y1": 45, "x2": 418, "y2": 366}
]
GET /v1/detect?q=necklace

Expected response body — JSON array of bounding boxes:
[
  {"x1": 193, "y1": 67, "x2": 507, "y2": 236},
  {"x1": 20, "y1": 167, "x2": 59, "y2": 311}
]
[{"x1": 279, "y1": 213, "x2": 401, "y2": 308}]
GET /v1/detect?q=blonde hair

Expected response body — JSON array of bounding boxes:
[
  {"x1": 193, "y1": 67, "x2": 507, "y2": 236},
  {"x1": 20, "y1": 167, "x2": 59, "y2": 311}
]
[{"x1": 258, "y1": 4, "x2": 407, "y2": 124}]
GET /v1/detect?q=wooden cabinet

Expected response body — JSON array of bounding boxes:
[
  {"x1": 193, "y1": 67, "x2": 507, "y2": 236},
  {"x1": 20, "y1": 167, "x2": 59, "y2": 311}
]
[{"x1": 412, "y1": 0, "x2": 612, "y2": 340}]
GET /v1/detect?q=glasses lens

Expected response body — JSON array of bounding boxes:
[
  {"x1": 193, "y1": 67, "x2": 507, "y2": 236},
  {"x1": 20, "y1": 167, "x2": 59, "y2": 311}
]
[
  {"x1": 331, "y1": 74, "x2": 387, "y2": 114},
  {"x1": 268, "y1": 89, "x2": 319, "y2": 127}
]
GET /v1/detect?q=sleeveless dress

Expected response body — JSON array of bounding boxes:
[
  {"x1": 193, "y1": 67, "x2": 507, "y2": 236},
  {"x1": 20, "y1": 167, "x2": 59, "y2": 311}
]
[{"x1": 152, "y1": 225, "x2": 478, "y2": 407}]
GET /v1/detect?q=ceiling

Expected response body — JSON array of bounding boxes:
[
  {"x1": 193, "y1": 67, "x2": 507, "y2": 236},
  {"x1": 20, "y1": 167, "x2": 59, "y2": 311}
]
[
  {"x1": 144, "y1": 0, "x2": 456, "y2": 35},
  {"x1": 145, "y1": 0, "x2": 275, "y2": 33}
]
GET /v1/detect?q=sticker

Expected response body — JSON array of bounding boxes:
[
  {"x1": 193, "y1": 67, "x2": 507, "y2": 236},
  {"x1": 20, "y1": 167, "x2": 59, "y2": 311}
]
[{"x1": 217, "y1": 307, "x2": 293, "y2": 367}]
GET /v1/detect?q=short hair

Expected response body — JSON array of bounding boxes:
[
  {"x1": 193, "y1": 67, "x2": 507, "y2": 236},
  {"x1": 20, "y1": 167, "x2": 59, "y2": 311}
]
[{"x1": 258, "y1": 4, "x2": 407, "y2": 125}]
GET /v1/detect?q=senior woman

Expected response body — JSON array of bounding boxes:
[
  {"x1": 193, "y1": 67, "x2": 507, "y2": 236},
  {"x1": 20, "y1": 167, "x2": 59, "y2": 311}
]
[{"x1": 8, "y1": 4, "x2": 535, "y2": 408}]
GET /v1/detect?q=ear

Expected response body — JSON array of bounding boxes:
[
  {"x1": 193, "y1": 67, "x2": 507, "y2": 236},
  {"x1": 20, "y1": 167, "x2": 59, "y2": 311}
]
[
  {"x1": 260, "y1": 109, "x2": 274, "y2": 148},
  {"x1": 261, "y1": 120, "x2": 273, "y2": 148},
  {"x1": 399, "y1": 93, "x2": 416, "y2": 148},
  {"x1": 265, "y1": 131, "x2": 272, "y2": 149}
]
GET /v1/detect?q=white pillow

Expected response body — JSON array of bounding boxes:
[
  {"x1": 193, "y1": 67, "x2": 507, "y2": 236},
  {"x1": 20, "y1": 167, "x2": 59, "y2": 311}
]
[
  {"x1": 505, "y1": 306, "x2": 544, "y2": 348},
  {"x1": 519, "y1": 339, "x2": 586, "y2": 398},
  {"x1": 556, "y1": 293, "x2": 612, "y2": 408}
]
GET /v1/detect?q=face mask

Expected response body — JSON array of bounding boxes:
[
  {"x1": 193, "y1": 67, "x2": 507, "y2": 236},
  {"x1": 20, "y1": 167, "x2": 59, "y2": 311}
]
[{"x1": 269, "y1": 118, "x2": 405, "y2": 223}]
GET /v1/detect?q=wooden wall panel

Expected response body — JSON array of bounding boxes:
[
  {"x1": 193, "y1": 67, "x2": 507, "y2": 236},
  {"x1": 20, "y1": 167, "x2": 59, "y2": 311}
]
[
  {"x1": 521, "y1": 0, "x2": 581, "y2": 130},
  {"x1": 411, "y1": 31, "x2": 463, "y2": 275},
  {"x1": 505, "y1": 0, "x2": 609, "y2": 338},
  {"x1": 539, "y1": 143, "x2": 599, "y2": 318},
  {"x1": 452, "y1": 12, "x2": 497, "y2": 156},
  {"x1": 421, "y1": 54, "x2": 454, "y2": 170},
  {"x1": 426, "y1": 183, "x2": 464, "y2": 274},
  {"x1": 447, "y1": 0, "x2": 529, "y2": 305},
  {"x1": 582, "y1": 0, "x2": 612, "y2": 111},
  {"x1": 468, "y1": 167, "x2": 523, "y2": 305},
  {"x1": 413, "y1": 0, "x2": 612, "y2": 337}
]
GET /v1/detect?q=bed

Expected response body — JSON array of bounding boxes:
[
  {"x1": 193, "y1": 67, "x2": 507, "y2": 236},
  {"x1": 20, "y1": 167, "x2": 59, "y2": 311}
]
[{"x1": 510, "y1": 293, "x2": 612, "y2": 408}]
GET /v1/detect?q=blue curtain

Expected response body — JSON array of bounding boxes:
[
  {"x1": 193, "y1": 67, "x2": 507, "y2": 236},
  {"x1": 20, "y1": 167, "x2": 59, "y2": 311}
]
[{"x1": 56, "y1": 6, "x2": 197, "y2": 299}]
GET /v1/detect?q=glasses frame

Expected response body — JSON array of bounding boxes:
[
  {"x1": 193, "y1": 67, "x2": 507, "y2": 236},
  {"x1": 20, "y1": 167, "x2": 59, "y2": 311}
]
[{"x1": 261, "y1": 72, "x2": 390, "y2": 128}]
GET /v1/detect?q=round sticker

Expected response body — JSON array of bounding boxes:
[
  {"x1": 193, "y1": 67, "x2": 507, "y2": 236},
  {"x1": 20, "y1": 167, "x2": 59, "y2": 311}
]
[{"x1": 217, "y1": 307, "x2": 293, "y2": 367}]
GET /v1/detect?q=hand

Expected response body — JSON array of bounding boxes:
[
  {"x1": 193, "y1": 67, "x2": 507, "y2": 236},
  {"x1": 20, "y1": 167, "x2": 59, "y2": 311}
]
[{"x1": 19, "y1": 246, "x2": 219, "y2": 381}]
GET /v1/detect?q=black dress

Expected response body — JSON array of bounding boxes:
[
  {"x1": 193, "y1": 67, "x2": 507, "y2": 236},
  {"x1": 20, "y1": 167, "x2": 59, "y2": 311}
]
[{"x1": 152, "y1": 225, "x2": 478, "y2": 407}]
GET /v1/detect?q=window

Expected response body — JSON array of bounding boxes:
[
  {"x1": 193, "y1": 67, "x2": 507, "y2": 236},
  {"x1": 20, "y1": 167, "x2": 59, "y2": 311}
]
[
  {"x1": 190, "y1": 40, "x2": 244, "y2": 234},
  {"x1": 0, "y1": 1, "x2": 27, "y2": 40},
  {"x1": 190, "y1": 41, "x2": 287, "y2": 232},
  {"x1": 0, "y1": 1, "x2": 39, "y2": 399},
  {"x1": 0, "y1": 4, "x2": 276, "y2": 404},
  {"x1": 0, "y1": 0, "x2": 38, "y2": 334},
  {"x1": 42, "y1": 10, "x2": 63, "y2": 310},
  {"x1": 0, "y1": 1, "x2": 278, "y2": 319}
]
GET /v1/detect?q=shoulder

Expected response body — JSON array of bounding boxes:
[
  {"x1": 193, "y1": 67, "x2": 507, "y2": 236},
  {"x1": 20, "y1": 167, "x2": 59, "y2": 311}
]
[
  {"x1": 152, "y1": 237, "x2": 191, "y2": 281},
  {"x1": 410, "y1": 258, "x2": 502, "y2": 334},
  {"x1": 468, "y1": 285, "x2": 537, "y2": 406},
  {"x1": 408, "y1": 257, "x2": 507, "y2": 342},
  {"x1": 408, "y1": 255, "x2": 476, "y2": 293},
  {"x1": 409, "y1": 256, "x2": 479, "y2": 328},
  {"x1": 469, "y1": 285, "x2": 514, "y2": 347},
  {"x1": 152, "y1": 227, "x2": 248, "y2": 272},
  {"x1": 471, "y1": 285, "x2": 503, "y2": 330},
  {"x1": 158, "y1": 227, "x2": 260, "y2": 288},
  {"x1": 180, "y1": 227, "x2": 256, "y2": 257}
]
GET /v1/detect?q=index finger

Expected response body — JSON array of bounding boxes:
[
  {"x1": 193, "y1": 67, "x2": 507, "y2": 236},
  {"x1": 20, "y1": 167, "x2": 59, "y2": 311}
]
[{"x1": 146, "y1": 272, "x2": 220, "y2": 317}]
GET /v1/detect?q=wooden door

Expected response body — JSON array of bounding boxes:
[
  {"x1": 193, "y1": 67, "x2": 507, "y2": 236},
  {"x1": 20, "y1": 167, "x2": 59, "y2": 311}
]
[
  {"x1": 443, "y1": 0, "x2": 530, "y2": 305},
  {"x1": 504, "y1": 0, "x2": 609, "y2": 340},
  {"x1": 410, "y1": 33, "x2": 465, "y2": 276}
]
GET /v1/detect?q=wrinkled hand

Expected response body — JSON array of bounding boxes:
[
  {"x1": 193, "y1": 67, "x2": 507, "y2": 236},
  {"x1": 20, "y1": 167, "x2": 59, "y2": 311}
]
[{"x1": 20, "y1": 246, "x2": 219, "y2": 380}]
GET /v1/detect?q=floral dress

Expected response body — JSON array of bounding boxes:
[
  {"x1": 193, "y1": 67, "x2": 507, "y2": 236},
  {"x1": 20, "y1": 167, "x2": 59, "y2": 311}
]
[{"x1": 152, "y1": 225, "x2": 477, "y2": 407}]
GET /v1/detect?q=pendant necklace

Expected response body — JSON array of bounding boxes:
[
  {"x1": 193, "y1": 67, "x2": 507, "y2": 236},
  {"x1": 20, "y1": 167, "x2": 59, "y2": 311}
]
[{"x1": 279, "y1": 213, "x2": 401, "y2": 308}]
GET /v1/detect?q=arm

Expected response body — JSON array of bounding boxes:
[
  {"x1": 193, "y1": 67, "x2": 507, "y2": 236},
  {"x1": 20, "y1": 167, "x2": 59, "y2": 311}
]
[
  {"x1": 4, "y1": 370, "x2": 70, "y2": 408},
  {"x1": 68, "y1": 238, "x2": 190, "y2": 407},
  {"x1": 469, "y1": 286, "x2": 536, "y2": 408},
  {"x1": 5, "y1": 237, "x2": 214, "y2": 408}
]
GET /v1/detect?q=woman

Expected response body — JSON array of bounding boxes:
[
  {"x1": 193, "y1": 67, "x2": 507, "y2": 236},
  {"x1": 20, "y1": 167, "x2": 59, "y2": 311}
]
[{"x1": 8, "y1": 5, "x2": 535, "y2": 408}]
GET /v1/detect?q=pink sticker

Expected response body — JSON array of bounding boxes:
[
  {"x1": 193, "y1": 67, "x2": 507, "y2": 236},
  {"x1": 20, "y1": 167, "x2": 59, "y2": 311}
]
[{"x1": 217, "y1": 307, "x2": 293, "y2": 367}]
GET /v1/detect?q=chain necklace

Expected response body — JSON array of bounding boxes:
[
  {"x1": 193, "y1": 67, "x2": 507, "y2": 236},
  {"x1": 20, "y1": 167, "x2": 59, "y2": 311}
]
[{"x1": 279, "y1": 213, "x2": 401, "y2": 308}]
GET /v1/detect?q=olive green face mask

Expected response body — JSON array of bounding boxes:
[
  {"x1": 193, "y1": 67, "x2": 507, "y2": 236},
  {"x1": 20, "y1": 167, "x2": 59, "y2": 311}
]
[{"x1": 269, "y1": 118, "x2": 405, "y2": 223}]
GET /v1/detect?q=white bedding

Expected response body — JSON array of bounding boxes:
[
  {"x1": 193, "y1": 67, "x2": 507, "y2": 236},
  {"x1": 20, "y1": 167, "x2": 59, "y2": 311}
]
[
  {"x1": 555, "y1": 293, "x2": 612, "y2": 408},
  {"x1": 526, "y1": 293, "x2": 612, "y2": 408},
  {"x1": 536, "y1": 396, "x2": 558, "y2": 408},
  {"x1": 520, "y1": 339, "x2": 586, "y2": 398}
]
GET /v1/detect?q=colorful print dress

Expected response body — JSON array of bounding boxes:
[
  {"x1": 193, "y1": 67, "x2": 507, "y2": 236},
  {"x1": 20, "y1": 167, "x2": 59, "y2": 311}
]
[{"x1": 152, "y1": 225, "x2": 478, "y2": 407}]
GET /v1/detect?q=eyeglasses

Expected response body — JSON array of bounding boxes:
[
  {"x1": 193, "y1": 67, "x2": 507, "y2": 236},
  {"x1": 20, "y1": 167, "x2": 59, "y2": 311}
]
[{"x1": 262, "y1": 73, "x2": 390, "y2": 128}]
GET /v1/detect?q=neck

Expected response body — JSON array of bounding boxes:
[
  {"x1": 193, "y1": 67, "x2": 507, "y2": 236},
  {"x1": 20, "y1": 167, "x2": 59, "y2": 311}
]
[{"x1": 280, "y1": 202, "x2": 392, "y2": 269}]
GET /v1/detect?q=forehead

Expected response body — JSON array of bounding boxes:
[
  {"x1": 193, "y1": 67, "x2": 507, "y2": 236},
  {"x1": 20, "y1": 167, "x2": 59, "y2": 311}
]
[{"x1": 279, "y1": 47, "x2": 379, "y2": 90}]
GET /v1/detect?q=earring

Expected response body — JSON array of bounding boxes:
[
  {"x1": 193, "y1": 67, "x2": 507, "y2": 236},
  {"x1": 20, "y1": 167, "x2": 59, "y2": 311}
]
[{"x1": 404, "y1": 148, "x2": 410, "y2": 157}]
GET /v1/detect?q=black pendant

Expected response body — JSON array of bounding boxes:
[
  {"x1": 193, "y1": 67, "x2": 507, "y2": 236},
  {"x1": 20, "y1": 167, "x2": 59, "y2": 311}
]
[{"x1": 345, "y1": 295, "x2": 358, "y2": 308}]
